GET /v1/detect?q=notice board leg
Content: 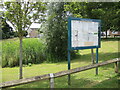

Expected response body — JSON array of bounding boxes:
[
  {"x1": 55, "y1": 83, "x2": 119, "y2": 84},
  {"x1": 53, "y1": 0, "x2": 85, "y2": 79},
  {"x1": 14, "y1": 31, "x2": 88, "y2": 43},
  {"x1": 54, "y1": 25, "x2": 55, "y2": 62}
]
[
  {"x1": 68, "y1": 74, "x2": 71, "y2": 86},
  {"x1": 96, "y1": 48, "x2": 99, "y2": 75},
  {"x1": 68, "y1": 50, "x2": 71, "y2": 85},
  {"x1": 91, "y1": 49, "x2": 95, "y2": 64}
]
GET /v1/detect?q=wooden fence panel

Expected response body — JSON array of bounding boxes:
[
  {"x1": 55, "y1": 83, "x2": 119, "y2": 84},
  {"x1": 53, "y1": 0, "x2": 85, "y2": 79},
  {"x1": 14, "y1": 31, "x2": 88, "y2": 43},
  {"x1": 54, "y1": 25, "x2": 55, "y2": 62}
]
[{"x1": 0, "y1": 58, "x2": 120, "y2": 88}]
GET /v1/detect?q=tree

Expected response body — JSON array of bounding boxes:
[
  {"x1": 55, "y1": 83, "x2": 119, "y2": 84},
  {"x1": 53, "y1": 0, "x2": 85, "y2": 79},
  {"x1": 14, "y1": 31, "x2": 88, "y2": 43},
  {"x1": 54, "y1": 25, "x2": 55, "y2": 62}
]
[
  {"x1": 64, "y1": 2, "x2": 120, "y2": 38},
  {"x1": 45, "y1": 2, "x2": 65, "y2": 62},
  {"x1": 96, "y1": 2, "x2": 120, "y2": 38},
  {"x1": 44, "y1": 2, "x2": 76, "y2": 62},
  {"x1": 3, "y1": 1, "x2": 46, "y2": 79},
  {"x1": 45, "y1": 2, "x2": 67, "y2": 62}
]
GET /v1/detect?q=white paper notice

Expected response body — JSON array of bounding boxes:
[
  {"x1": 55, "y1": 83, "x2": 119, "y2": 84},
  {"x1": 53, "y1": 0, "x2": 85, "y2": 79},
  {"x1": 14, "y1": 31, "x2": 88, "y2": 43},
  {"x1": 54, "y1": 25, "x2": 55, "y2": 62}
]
[{"x1": 71, "y1": 20, "x2": 99, "y2": 47}]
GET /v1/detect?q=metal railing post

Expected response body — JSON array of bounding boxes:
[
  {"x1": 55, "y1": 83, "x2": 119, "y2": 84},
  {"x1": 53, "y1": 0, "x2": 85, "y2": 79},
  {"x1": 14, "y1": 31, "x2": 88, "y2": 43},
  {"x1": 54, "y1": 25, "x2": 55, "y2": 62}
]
[{"x1": 49, "y1": 73, "x2": 54, "y2": 89}]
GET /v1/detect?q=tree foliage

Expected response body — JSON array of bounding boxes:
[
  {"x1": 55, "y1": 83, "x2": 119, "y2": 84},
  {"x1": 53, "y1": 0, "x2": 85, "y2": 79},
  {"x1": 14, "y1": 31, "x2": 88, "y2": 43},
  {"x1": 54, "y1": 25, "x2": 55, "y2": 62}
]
[
  {"x1": 44, "y1": 2, "x2": 76, "y2": 62},
  {"x1": 64, "y1": 2, "x2": 120, "y2": 32},
  {"x1": 4, "y1": 2, "x2": 46, "y2": 37}
]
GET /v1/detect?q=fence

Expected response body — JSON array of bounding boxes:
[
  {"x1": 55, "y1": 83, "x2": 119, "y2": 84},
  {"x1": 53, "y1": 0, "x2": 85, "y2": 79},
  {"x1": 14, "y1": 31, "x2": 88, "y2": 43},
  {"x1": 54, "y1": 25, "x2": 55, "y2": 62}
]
[{"x1": 0, "y1": 58, "x2": 120, "y2": 88}]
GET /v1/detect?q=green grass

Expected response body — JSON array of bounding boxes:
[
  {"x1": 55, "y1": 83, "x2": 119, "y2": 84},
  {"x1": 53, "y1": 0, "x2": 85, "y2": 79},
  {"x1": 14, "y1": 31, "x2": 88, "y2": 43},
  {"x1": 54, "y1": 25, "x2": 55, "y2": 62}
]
[{"x1": 2, "y1": 38, "x2": 120, "y2": 88}]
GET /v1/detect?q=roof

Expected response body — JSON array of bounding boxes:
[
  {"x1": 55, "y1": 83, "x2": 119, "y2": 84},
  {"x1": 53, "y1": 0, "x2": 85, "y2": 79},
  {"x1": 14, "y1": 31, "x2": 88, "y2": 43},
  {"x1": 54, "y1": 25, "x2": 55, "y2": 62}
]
[
  {"x1": 30, "y1": 23, "x2": 41, "y2": 29},
  {"x1": 6, "y1": 21, "x2": 41, "y2": 31},
  {"x1": 6, "y1": 21, "x2": 16, "y2": 31}
]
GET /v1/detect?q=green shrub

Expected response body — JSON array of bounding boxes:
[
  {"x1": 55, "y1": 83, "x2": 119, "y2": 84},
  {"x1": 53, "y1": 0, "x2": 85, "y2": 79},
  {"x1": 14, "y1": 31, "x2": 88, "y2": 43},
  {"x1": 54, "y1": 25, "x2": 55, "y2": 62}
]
[{"x1": 2, "y1": 38, "x2": 46, "y2": 67}]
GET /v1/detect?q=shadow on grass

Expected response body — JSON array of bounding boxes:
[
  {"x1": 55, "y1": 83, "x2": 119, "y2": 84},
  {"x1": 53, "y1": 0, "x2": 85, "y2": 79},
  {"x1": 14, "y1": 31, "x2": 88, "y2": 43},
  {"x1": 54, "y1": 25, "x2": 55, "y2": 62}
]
[
  {"x1": 70, "y1": 52, "x2": 119, "y2": 69},
  {"x1": 101, "y1": 38, "x2": 120, "y2": 42},
  {"x1": 92, "y1": 75, "x2": 119, "y2": 88},
  {"x1": 71, "y1": 52, "x2": 119, "y2": 63}
]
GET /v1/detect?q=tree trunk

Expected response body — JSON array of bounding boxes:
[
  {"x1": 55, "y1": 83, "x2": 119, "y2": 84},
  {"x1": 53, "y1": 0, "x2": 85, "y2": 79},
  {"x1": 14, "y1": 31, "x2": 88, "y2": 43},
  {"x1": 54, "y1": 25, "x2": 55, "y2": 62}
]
[{"x1": 19, "y1": 37, "x2": 23, "y2": 79}]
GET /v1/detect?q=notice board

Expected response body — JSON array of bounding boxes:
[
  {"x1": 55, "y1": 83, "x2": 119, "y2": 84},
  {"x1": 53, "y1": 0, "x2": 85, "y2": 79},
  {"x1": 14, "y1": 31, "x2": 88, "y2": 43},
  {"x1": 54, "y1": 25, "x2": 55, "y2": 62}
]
[{"x1": 68, "y1": 17, "x2": 101, "y2": 50}]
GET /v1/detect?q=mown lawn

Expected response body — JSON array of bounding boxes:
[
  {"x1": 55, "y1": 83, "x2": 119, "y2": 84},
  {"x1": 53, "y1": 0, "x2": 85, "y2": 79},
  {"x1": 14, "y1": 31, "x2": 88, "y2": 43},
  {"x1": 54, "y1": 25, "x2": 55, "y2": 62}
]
[{"x1": 2, "y1": 38, "x2": 120, "y2": 88}]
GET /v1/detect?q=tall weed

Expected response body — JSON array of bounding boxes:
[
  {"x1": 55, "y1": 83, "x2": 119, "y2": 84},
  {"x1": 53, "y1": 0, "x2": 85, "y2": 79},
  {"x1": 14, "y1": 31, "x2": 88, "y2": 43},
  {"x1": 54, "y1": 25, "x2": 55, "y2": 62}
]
[{"x1": 2, "y1": 38, "x2": 46, "y2": 67}]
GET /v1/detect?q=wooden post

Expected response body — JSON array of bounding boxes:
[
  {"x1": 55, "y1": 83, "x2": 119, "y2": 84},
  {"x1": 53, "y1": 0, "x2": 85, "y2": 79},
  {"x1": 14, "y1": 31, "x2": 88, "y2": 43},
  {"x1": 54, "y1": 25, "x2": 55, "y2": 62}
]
[
  {"x1": 115, "y1": 62, "x2": 119, "y2": 73},
  {"x1": 91, "y1": 49, "x2": 95, "y2": 64},
  {"x1": 115, "y1": 62, "x2": 118, "y2": 73},
  {"x1": 49, "y1": 73, "x2": 54, "y2": 89},
  {"x1": 118, "y1": 62, "x2": 120, "y2": 73}
]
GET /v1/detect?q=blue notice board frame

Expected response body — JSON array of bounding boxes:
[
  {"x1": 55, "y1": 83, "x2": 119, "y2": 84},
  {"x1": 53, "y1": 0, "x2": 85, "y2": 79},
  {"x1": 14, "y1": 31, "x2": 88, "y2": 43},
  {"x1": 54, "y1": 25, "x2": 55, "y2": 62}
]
[{"x1": 68, "y1": 17, "x2": 101, "y2": 51}]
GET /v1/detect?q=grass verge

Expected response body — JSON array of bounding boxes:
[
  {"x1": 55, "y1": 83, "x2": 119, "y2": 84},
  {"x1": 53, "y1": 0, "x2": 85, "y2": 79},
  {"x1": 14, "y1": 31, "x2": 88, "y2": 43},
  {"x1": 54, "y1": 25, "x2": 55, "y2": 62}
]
[{"x1": 2, "y1": 38, "x2": 119, "y2": 88}]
